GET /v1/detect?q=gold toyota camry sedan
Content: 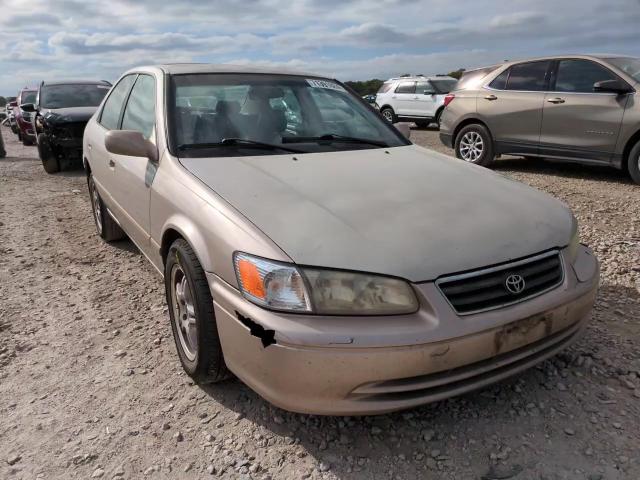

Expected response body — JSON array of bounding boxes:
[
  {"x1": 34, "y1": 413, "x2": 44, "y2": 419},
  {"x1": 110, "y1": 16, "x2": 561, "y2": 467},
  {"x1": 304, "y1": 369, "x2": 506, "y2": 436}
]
[{"x1": 82, "y1": 64, "x2": 599, "y2": 415}]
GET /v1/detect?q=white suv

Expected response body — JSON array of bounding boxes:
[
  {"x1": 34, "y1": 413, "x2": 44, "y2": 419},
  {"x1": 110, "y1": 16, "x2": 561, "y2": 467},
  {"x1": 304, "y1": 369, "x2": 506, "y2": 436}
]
[{"x1": 376, "y1": 75, "x2": 457, "y2": 128}]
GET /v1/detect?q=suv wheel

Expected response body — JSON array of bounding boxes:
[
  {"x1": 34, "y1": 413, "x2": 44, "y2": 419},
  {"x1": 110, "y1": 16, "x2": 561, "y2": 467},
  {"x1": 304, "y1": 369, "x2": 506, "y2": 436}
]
[
  {"x1": 165, "y1": 239, "x2": 231, "y2": 384},
  {"x1": 415, "y1": 121, "x2": 430, "y2": 129},
  {"x1": 380, "y1": 107, "x2": 396, "y2": 123},
  {"x1": 37, "y1": 133, "x2": 60, "y2": 173},
  {"x1": 455, "y1": 124, "x2": 494, "y2": 167},
  {"x1": 88, "y1": 173, "x2": 125, "y2": 241},
  {"x1": 628, "y1": 140, "x2": 640, "y2": 184}
]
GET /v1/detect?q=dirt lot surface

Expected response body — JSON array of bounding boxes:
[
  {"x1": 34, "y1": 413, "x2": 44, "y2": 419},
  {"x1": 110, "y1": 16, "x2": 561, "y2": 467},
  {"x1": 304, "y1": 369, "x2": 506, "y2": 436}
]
[{"x1": 1, "y1": 124, "x2": 639, "y2": 480}]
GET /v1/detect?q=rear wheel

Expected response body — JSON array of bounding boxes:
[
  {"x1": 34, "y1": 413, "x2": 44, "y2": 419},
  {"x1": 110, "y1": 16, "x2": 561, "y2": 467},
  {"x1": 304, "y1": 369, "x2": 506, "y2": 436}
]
[
  {"x1": 628, "y1": 140, "x2": 640, "y2": 185},
  {"x1": 435, "y1": 109, "x2": 443, "y2": 129},
  {"x1": 37, "y1": 133, "x2": 60, "y2": 173},
  {"x1": 455, "y1": 124, "x2": 495, "y2": 167},
  {"x1": 165, "y1": 239, "x2": 231, "y2": 384},
  {"x1": 415, "y1": 120, "x2": 430, "y2": 129},
  {"x1": 380, "y1": 107, "x2": 396, "y2": 123},
  {"x1": 88, "y1": 173, "x2": 125, "y2": 241}
]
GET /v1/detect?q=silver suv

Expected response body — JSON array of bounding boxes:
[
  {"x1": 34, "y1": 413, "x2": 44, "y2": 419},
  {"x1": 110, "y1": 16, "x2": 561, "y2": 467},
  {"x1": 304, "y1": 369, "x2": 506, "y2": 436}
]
[
  {"x1": 376, "y1": 75, "x2": 457, "y2": 128},
  {"x1": 439, "y1": 55, "x2": 640, "y2": 184}
]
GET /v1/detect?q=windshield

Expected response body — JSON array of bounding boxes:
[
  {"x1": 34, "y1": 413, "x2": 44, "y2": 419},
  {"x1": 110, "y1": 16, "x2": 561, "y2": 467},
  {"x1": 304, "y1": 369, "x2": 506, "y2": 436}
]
[
  {"x1": 605, "y1": 57, "x2": 640, "y2": 83},
  {"x1": 169, "y1": 74, "x2": 409, "y2": 157},
  {"x1": 22, "y1": 91, "x2": 36, "y2": 104},
  {"x1": 40, "y1": 84, "x2": 110, "y2": 109},
  {"x1": 430, "y1": 79, "x2": 457, "y2": 94}
]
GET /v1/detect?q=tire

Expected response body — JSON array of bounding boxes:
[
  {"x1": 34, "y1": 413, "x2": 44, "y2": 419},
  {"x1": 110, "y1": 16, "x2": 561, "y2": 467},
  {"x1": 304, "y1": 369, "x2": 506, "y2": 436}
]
[
  {"x1": 380, "y1": 107, "x2": 396, "y2": 123},
  {"x1": 165, "y1": 239, "x2": 231, "y2": 384},
  {"x1": 37, "y1": 133, "x2": 60, "y2": 173},
  {"x1": 22, "y1": 137, "x2": 34, "y2": 146},
  {"x1": 454, "y1": 124, "x2": 495, "y2": 167},
  {"x1": 435, "y1": 108, "x2": 444, "y2": 129},
  {"x1": 415, "y1": 121, "x2": 430, "y2": 129},
  {"x1": 17, "y1": 131, "x2": 22, "y2": 142},
  {"x1": 87, "y1": 173, "x2": 125, "y2": 242},
  {"x1": 628, "y1": 140, "x2": 640, "y2": 185}
]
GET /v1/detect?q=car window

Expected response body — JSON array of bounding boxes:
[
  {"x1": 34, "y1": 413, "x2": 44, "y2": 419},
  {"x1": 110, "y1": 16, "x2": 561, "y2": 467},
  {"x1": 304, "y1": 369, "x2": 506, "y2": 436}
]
[
  {"x1": 377, "y1": 82, "x2": 394, "y2": 94},
  {"x1": 122, "y1": 75, "x2": 156, "y2": 139},
  {"x1": 554, "y1": 60, "x2": 619, "y2": 93},
  {"x1": 416, "y1": 81, "x2": 435, "y2": 94},
  {"x1": 100, "y1": 75, "x2": 136, "y2": 130},
  {"x1": 430, "y1": 79, "x2": 457, "y2": 94},
  {"x1": 489, "y1": 69, "x2": 509, "y2": 90},
  {"x1": 505, "y1": 61, "x2": 550, "y2": 91},
  {"x1": 395, "y1": 82, "x2": 416, "y2": 94},
  {"x1": 604, "y1": 57, "x2": 640, "y2": 82},
  {"x1": 22, "y1": 91, "x2": 36, "y2": 104},
  {"x1": 457, "y1": 65, "x2": 500, "y2": 90},
  {"x1": 308, "y1": 88, "x2": 379, "y2": 138}
]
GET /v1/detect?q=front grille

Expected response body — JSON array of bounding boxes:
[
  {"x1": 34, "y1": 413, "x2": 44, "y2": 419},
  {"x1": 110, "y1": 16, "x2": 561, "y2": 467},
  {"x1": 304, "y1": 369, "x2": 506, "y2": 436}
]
[
  {"x1": 54, "y1": 122, "x2": 87, "y2": 140},
  {"x1": 437, "y1": 250, "x2": 563, "y2": 315}
]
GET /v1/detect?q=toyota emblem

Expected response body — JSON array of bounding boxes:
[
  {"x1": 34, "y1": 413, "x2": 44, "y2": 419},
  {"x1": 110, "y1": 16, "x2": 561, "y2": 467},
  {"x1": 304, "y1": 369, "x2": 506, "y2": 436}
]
[{"x1": 505, "y1": 274, "x2": 526, "y2": 294}]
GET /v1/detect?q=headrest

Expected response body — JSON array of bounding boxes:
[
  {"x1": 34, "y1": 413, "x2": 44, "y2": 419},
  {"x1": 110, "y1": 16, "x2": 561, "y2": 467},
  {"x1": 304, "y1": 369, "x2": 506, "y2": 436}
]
[{"x1": 215, "y1": 100, "x2": 241, "y2": 115}]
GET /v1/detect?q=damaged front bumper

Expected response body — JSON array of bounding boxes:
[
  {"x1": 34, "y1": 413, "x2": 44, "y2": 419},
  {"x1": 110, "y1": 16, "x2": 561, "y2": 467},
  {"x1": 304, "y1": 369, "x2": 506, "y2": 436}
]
[{"x1": 207, "y1": 245, "x2": 599, "y2": 415}]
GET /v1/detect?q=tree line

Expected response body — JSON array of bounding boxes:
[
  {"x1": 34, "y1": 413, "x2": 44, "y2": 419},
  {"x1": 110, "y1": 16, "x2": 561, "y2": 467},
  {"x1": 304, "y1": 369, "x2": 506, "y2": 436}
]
[{"x1": 345, "y1": 69, "x2": 465, "y2": 96}]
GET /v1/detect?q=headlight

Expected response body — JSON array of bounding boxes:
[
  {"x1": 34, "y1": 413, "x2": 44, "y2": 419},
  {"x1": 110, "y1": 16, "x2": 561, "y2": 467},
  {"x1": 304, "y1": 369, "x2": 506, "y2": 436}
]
[
  {"x1": 234, "y1": 252, "x2": 419, "y2": 315},
  {"x1": 566, "y1": 217, "x2": 579, "y2": 264}
]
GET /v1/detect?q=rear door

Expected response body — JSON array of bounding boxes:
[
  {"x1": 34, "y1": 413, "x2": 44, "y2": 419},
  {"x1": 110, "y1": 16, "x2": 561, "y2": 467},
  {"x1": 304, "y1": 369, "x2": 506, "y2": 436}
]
[
  {"x1": 109, "y1": 74, "x2": 158, "y2": 252},
  {"x1": 478, "y1": 60, "x2": 551, "y2": 155},
  {"x1": 87, "y1": 74, "x2": 137, "y2": 210},
  {"x1": 391, "y1": 81, "x2": 417, "y2": 116},
  {"x1": 539, "y1": 59, "x2": 629, "y2": 163}
]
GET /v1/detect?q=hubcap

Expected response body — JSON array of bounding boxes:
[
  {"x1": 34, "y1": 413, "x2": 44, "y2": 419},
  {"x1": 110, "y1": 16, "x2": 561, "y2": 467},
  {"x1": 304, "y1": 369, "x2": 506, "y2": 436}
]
[
  {"x1": 90, "y1": 177, "x2": 103, "y2": 234},
  {"x1": 459, "y1": 131, "x2": 484, "y2": 162},
  {"x1": 170, "y1": 263, "x2": 198, "y2": 361},
  {"x1": 382, "y1": 110, "x2": 393, "y2": 122}
]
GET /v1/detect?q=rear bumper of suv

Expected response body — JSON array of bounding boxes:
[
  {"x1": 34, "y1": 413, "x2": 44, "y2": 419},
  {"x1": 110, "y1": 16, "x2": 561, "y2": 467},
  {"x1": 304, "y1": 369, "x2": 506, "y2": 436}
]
[
  {"x1": 440, "y1": 132, "x2": 453, "y2": 148},
  {"x1": 208, "y1": 246, "x2": 598, "y2": 415}
]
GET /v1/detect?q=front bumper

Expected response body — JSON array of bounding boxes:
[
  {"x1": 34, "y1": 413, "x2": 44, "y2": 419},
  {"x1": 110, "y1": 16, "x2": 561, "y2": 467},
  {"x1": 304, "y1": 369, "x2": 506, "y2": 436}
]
[{"x1": 208, "y1": 246, "x2": 598, "y2": 415}]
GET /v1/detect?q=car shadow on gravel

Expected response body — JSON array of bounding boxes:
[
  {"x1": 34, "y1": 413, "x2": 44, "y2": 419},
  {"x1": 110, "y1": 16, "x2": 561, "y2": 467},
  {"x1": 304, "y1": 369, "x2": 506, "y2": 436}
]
[{"x1": 493, "y1": 157, "x2": 633, "y2": 184}]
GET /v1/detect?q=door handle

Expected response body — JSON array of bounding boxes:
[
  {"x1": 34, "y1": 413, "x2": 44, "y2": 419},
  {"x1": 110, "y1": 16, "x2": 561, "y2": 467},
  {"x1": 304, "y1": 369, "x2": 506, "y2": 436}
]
[
  {"x1": 547, "y1": 97, "x2": 565, "y2": 104},
  {"x1": 484, "y1": 94, "x2": 498, "y2": 101},
  {"x1": 108, "y1": 159, "x2": 116, "y2": 168}
]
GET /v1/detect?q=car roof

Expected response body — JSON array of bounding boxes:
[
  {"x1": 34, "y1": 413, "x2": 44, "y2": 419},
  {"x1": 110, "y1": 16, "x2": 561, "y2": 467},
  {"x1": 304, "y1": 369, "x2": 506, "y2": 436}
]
[
  {"x1": 386, "y1": 75, "x2": 457, "y2": 82},
  {"x1": 496, "y1": 54, "x2": 638, "y2": 67},
  {"x1": 41, "y1": 79, "x2": 112, "y2": 87},
  {"x1": 154, "y1": 63, "x2": 322, "y2": 78}
]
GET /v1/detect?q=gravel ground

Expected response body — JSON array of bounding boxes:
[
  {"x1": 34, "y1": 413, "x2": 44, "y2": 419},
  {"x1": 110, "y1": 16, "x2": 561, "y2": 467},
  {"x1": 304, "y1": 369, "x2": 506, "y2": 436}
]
[{"x1": 0, "y1": 124, "x2": 639, "y2": 480}]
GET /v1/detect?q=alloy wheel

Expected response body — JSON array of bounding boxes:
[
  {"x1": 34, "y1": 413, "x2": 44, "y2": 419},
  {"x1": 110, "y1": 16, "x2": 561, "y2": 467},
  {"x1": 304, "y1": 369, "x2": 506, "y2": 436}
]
[
  {"x1": 382, "y1": 109, "x2": 393, "y2": 123},
  {"x1": 170, "y1": 263, "x2": 198, "y2": 361},
  {"x1": 459, "y1": 131, "x2": 484, "y2": 162}
]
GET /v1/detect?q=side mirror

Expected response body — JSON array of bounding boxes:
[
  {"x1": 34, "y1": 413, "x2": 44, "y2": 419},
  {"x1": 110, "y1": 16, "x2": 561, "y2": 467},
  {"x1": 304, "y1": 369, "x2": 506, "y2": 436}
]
[
  {"x1": 105, "y1": 130, "x2": 158, "y2": 162},
  {"x1": 20, "y1": 103, "x2": 36, "y2": 113},
  {"x1": 593, "y1": 79, "x2": 632, "y2": 94},
  {"x1": 394, "y1": 122, "x2": 411, "y2": 139}
]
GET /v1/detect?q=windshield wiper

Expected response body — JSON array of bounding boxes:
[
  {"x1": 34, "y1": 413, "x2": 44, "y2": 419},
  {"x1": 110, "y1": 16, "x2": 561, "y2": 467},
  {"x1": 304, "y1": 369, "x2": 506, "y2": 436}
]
[
  {"x1": 282, "y1": 133, "x2": 388, "y2": 148},
  {"x1": 177, "y1": 138, "x2": 303, "y2": 153}
]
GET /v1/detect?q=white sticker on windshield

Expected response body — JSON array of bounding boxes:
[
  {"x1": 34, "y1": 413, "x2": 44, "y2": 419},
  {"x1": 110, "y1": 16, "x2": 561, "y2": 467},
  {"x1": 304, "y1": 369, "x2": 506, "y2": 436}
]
[{"x1": 306, "y1": 79, "x2": 346, "y2": 92}]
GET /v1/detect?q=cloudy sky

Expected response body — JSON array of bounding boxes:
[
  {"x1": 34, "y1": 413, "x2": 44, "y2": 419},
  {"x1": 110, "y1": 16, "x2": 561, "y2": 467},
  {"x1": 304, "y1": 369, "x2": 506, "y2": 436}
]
[{"x1": 1, "y1": 0, "x2": 639, "y2": 96}]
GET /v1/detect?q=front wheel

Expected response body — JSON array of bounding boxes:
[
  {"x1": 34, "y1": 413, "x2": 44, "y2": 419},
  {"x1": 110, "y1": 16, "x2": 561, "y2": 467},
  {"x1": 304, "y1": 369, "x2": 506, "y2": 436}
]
[
  {"x1": 37, "y1": 133, "x2": 60, "y2": 173},
  {"x1": 380, "y1": 107, "x2": 396, "y2": 123},
  {"x1": 165, "y1": 239, "x2": 231, "y2": 384},
  {"x1": 454, "y1": 124, "x2": 495, "y2": 167},
  {"x1": 435, "y1": 109, "x2": 443, "y2": 129},
  {"x1": 628, "y1": 140, "x2": 640, "y2": 184}
]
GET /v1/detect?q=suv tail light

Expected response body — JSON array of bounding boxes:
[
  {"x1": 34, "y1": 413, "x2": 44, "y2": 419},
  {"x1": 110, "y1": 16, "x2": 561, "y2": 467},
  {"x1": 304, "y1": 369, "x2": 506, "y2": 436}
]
[{"x1": 443, "y1": 94, "x2": 455, "y2": 107}]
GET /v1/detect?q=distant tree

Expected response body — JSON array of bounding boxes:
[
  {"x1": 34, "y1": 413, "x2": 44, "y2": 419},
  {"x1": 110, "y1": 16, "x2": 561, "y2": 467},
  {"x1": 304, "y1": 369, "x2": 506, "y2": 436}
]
[
  {"x1": 446, "y1": 69, "x2": 466, "y2": 80},
  {"x1": 0, "y1": 96, "x2": 6, "y2": 107},
  {"x1": 344, "y1": 79, "x2": 385, "y2": 96}
]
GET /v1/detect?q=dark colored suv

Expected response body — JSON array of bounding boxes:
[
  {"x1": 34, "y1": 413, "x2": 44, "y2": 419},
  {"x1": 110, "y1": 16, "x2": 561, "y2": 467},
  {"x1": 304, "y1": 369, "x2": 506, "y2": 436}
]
[
  {"x1": 439, "y1": 55, "x2": 640, "y2": 184},
  {"x1": 21, "y1": 80, "x2": 111, "y2": 173}
]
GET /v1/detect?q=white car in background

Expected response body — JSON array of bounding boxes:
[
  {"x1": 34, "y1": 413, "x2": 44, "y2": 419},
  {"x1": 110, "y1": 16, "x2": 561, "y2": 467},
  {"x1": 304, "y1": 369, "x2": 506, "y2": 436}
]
[{"x1": 376, "y1": 75, "x2": 457, "y2": 128}]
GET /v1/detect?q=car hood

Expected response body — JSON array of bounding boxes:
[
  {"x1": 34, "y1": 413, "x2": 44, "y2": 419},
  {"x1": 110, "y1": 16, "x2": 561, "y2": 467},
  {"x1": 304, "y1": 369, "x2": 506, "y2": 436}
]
[
  {"x1": 41, "y1": 106, "x2": 98, "y2": 125},
  {"x1": 180, "y1": 145, "x2": 574, "y2": 282}
]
